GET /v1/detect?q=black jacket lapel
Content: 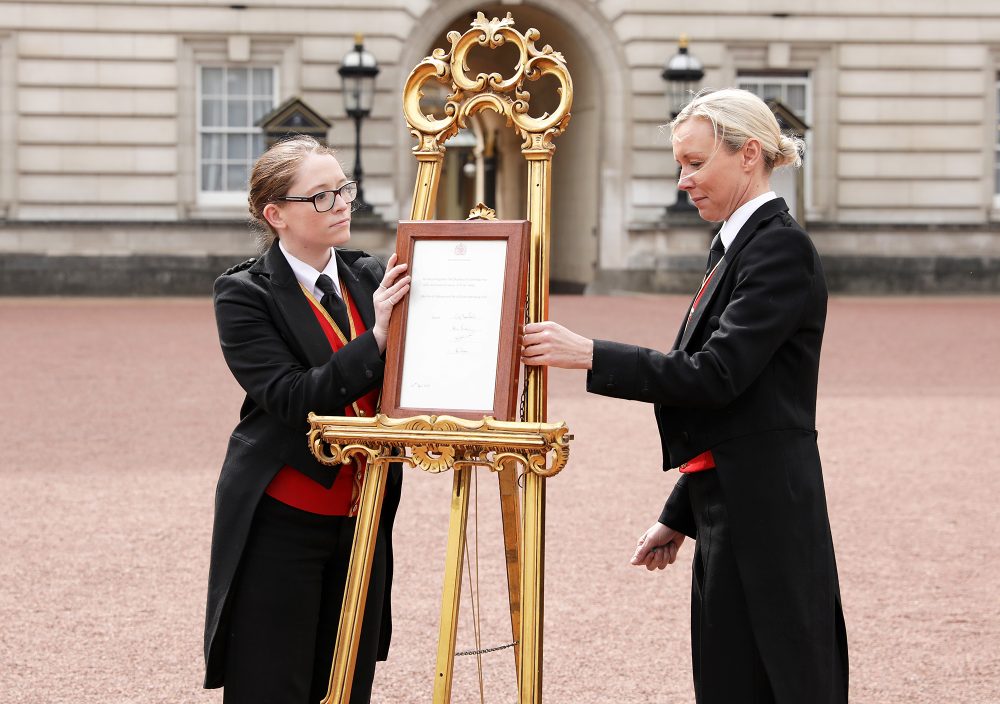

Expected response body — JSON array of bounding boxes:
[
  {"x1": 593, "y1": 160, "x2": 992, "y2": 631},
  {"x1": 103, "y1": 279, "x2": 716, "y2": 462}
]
[
  {"x1": 257, "y1": 242, "x2": 332, "y2": 368},
  {"x1": 337, "y1": 249, "x2": 376, "y2": 331},
  {"x1": 678, "y1": 198, "x2": 790, "y2": 352},
  {"x1": 678, "y1": 258, "x2": 729, "y2": 351},
  {"x1": 722, "y1": 197, "x2": 789, "y2": 264}
]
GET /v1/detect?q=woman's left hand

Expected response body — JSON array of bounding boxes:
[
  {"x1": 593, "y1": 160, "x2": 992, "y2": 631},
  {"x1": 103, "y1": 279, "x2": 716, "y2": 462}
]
[{"x1": 372, "y1": 253, "x2": 410, "y2": 353}]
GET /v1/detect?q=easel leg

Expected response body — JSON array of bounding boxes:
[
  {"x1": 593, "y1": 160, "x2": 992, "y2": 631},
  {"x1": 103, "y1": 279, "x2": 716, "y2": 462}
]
[
  {"x1": 518, "y1": 472, "x2": 545, "y2": 704},
  {"x1": 322, "y1": 461, "x2": 389, "y2": 704},
  {"x1": 498, "y1": 461, "x2": 522, "y2": 676},
  {"x1": 433, "y1": 467, "x2": 472, "y2": 704}
]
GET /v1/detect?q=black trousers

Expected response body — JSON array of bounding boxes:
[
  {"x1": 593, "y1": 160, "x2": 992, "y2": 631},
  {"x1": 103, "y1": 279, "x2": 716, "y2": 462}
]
[
  {"x1": 223, "y1": 495, "x2": 386, "y2": 704},
  {"x1": 688, "y1": 471, "x2": 775, "y2": 704}
]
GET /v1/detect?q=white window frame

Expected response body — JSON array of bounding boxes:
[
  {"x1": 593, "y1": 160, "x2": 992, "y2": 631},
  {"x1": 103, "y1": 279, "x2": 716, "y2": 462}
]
[
  {"x1": 0, "y1": 33, "x2": 14, "y2": 218},
  {"x1": 196, "y1": 65, "x2": 278, "y2": 207},
  {"x1": 737, "y1": 73, "x2": 812, "y2": 209},
  {"x1": 994, "y1": 78, "x2": 1000, "y2": 209}
]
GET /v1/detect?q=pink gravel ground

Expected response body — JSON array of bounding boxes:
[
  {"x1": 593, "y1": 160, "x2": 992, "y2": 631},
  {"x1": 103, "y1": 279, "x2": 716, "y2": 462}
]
[{"x1": 1, "y1": 295, "x2": 998, "y2": 703}]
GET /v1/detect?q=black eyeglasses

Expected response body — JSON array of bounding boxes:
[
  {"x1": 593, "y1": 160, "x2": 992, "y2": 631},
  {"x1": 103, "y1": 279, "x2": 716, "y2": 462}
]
[{"x1": 274, "y1": 181, "x2": 358, "y2": 213}]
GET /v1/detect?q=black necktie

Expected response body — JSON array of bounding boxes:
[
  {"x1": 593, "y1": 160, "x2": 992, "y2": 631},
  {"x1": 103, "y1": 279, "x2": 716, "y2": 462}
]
[
  {"x1": 315, "y1": 274, "x2": 351, "y2": 337},
  {"x1": 705, "y1": 233, "x2": 725, "y2": 274}
]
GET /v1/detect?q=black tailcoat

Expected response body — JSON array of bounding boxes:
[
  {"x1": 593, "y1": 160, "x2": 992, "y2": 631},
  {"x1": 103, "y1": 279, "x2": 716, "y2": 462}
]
[
  {"x1": 204, "y1": 242, "x2": 402, "y2": 688},
  {"x1": 587, "y1": 199, "x2": 848, "y2": 702}
]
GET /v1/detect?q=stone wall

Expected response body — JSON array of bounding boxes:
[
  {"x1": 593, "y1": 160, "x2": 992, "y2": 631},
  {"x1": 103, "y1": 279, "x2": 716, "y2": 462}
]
[{"x1": 1, "y1": 1, "x2": 999, "y2": 293}]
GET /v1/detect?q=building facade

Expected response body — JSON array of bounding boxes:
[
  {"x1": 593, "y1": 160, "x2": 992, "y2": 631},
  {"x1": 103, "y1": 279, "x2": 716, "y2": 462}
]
[{"x1": 1, "y1": 0, "x2": 999, "y2": 293}]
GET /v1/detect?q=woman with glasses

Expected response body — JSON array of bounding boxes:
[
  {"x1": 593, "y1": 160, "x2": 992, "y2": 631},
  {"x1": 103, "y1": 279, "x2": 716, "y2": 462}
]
[{"x1": 203, "y1": 135, "x2": 410, "y2": 704}]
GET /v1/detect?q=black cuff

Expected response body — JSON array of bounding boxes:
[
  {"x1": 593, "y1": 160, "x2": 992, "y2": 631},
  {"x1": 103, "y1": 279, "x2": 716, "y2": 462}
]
[{"x1": 658, "y1": 476, "x2": 697, "y2": 539}]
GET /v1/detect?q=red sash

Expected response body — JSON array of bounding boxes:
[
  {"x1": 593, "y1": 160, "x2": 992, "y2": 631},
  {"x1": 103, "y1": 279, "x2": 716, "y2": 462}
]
[
  {"x1": 685, "y1": 259, "x2": 722, "y2": 331},
  {"x1": 676, "y1": 450, "x2": 716, "y2": 474},
  {"x1": 678, "y1": 262, "x2": 721, "y2": 474},
  {"x1": 265, "y1": 282, "x2": 379, "y2": 516}
]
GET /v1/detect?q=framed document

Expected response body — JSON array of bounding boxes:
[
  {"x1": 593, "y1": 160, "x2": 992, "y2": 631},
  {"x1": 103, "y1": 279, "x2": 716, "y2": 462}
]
[{"x1": 381, "y1": 219, "x2": 530, "y2": 421}]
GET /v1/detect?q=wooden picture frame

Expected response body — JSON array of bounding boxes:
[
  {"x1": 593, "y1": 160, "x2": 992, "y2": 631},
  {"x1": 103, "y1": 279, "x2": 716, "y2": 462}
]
[{"x1": 381, "y1": 219, "x2": 530, "y2": 421}]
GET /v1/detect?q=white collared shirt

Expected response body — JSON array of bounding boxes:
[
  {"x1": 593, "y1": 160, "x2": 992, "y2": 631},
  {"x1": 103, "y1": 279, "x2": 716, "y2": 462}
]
[
  {"x1": 717, "y1": 191, "x2": 777, "y2": 252},
  {"x1": 278, "y1": 241, "x2": 342, "y2": 299}
]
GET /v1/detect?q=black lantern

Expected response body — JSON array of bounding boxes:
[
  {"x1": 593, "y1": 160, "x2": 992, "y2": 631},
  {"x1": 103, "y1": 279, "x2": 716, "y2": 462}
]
[
  {"x1": 662, "y1": 35, "x2": 704, "y2": 213},
  {"x1": 338, "y1": 33, "x2": 380, "y2": 210}
]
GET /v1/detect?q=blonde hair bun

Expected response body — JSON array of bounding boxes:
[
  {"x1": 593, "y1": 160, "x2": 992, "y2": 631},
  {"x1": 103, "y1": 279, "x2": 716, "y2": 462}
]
[
  {"x1": 672, "y1": 87, "x2": 805, "y2": 172},
  {"x1": 775, "y1": 133, "x2": 805, "y2": 169}
]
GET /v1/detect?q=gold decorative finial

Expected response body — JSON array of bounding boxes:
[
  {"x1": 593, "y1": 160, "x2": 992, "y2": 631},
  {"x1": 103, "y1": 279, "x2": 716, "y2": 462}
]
[
  {"x1": 679, "y1": 33, "x2": 689, "y2": 49},
  {"x1": 402, "y1": 13, "x2": 573, "y2": 155},
  {"x1": 467, "y1": 203, "x2": 497, "y2": 220},
  {"x1": 354, "y1": 32, "x2": 364, "y2": 46}
]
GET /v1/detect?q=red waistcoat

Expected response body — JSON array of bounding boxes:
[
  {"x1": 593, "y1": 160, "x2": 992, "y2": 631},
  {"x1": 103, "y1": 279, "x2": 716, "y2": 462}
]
[{"x1": 264, "y1": 282, "x2": 379, "y2": 516}]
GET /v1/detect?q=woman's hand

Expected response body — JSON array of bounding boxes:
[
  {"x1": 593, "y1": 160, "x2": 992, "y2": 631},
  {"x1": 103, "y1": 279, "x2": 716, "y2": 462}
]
[
  {"x1": 630, "y1": 522, "x2": 685, "y2": 571},
  {"x1": 522, "y1": 321, "x2": 594, "y2": 370},
  {"x1": 372, "y1": 253, "x2": 410, "y2": 353}
]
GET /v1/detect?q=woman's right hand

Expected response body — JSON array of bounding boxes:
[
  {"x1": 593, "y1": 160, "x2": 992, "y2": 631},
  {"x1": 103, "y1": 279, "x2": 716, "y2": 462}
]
[{"x1": 372, "y1": 253, "x2": 410, "y2": 353}]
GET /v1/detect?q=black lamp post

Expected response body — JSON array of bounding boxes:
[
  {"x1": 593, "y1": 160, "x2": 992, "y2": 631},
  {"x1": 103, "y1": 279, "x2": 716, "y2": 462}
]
[
  {"x1": 662, "y1": 34, "x2": 704, "y2": 214},
  {"x1": 338, "y1": 33, "x2": 380, "y2": 211}
]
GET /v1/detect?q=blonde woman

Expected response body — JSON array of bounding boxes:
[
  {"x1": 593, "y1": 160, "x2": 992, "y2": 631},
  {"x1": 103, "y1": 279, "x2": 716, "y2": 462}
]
[
  {"x1": 204, "y1": 136, "x2": 409, "y2": 703},
  {"x1": 523, "y1": 88, "x2": 848, "y2": 703}
]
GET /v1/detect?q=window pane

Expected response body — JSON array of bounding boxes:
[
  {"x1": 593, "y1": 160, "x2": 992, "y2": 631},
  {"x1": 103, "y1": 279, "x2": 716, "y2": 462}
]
[
  {"x1": 226, "y1": 163, "x2": 249, "y2": 191},
  {"x1": 786, "y1": 84, "x2": 806, "y2": 114},
  {"x1": 202, "y1": 164, "x2": 224, "y2": 191},
  {"x1": 227, "y1": 99, "x2": 249, "y2": 127},
  {"x1": 762, "y1": 83, "x2": 782, "y2": 101},
  {"x1": 202, "y1": 67, "x2": 223, "y2": 95},
  {"x1": 201, "y1": 99, "x2": 223, "y2": 127},
  {"x1": 226, "y1": 68, "x2": 249, "y2": 96},
  {"x1": 227, "y1": 133, "x2": 249, "y2": 160},
  {"x1": 202, "y1": 133, "x2": 223, "y2": 160},
  {"x1": 252, "y1": 68, "x2": 273, "y2": 96},
  {"x1": 199, "y1": 64, "x2": 275, "y2": 194},
  {"x1": 253, "y1": 99, "x2": 272, "y2": 123}
]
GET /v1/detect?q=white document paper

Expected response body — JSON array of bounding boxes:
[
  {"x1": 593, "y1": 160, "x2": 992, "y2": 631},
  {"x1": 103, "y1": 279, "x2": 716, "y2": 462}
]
[{"x1": 399, "y1": 238, "x2": 508, "y2": 411}]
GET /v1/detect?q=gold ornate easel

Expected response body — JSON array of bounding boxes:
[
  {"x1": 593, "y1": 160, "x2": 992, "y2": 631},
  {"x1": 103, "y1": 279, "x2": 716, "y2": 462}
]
[{"x1": 309, "y1": 13, "x2": 573, "y2": 703}]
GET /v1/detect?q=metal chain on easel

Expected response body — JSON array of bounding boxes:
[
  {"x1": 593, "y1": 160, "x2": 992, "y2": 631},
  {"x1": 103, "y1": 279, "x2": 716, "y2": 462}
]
[{"x1": 456, "y1": 640, "x2": 519, "y2": 657}]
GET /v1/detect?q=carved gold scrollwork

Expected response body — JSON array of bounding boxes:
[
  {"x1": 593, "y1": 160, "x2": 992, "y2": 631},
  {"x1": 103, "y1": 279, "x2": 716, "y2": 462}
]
[
  {"x1": 308, "y1": 413, "x2": 571, "y2": 477},
  {"x1": 402, "y1": 11, "x2": 573, "y2": 156},
  {"x1": 467, "y1": 202, "x2": 497, "y2": 220},
  {"x1": 411, "y1": 444, "x2": 456, "y2": 473}
]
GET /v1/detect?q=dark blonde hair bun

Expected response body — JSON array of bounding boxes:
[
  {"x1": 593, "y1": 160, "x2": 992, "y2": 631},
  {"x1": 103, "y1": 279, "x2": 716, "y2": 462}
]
[{"x1": 247, "y1": 135, "x2": 337, "y2": 251}]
